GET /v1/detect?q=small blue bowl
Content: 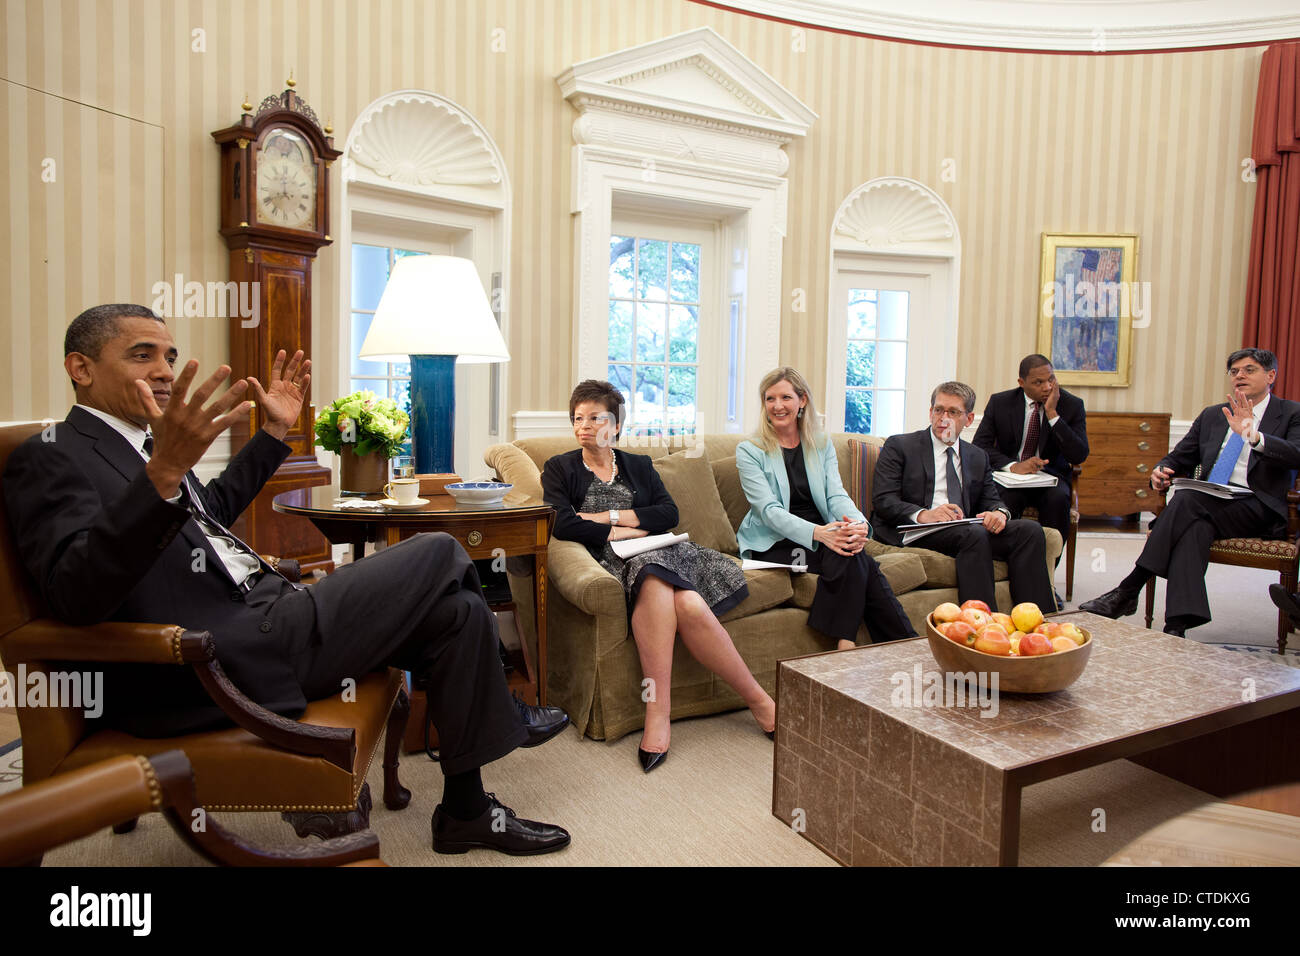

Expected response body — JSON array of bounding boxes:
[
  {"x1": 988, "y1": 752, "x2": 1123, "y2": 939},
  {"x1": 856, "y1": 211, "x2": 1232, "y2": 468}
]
[{"x1": 445, "y1": 481, "x2": 513, "y2": 504}]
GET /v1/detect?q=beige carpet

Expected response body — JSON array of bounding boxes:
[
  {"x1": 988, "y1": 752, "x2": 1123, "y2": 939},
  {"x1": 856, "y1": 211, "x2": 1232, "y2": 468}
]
[
  {"x1": 16, "y1": 530, "x2": 1295, "y2": 866},
  {"x1": 37, "y1": 707, "x2": 1220, "y2": 867}
]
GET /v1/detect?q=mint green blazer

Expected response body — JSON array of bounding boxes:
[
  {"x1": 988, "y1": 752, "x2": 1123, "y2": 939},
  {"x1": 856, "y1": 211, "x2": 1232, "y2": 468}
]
[{"x1": 735, "y1": 437, "x2": 865, "y2": 557}]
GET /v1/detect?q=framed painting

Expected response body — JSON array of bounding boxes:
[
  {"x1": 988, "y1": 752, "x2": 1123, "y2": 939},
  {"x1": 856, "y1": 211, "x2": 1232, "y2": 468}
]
[{"x1": 1036, "y1": 232, "x2": 1139, "y2": 387}]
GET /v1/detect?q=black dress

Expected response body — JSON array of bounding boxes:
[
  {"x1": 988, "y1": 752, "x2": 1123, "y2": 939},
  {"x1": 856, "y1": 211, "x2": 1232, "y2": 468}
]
[
  {"x1": 751, "y1": 442, "x2": 916, "y2": 644},
  {"x1": 542, "y1": 448, "x2": 747, "y2": 615}
]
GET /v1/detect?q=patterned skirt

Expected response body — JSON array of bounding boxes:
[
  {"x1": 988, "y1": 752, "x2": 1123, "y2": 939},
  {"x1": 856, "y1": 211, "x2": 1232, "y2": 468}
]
[{"x1": 580, "y1": 475, "x2": 748, "y2": 616}]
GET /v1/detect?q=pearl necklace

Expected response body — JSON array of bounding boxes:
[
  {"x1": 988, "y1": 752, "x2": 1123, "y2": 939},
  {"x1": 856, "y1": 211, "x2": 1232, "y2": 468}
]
[{"x1": 582, "y1": 449, "x2": 618, "y2": 484}]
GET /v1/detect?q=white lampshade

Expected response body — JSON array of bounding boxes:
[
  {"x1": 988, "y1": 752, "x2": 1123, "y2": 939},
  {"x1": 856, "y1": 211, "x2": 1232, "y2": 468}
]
[{"x1": 359, "y1": 255, "x2": 509, "y2": 363}]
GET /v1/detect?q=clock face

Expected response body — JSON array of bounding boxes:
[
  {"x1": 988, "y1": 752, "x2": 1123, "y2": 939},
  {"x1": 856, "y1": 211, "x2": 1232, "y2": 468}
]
[{"x1": 255, "y1": 127, "x2": 317, "y2": 230}]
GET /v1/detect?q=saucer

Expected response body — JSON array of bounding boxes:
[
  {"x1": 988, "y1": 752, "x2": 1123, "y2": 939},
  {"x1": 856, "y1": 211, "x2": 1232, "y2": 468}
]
[{"x1": 379, "y1": 497, "x2": 428, "y2": 509}]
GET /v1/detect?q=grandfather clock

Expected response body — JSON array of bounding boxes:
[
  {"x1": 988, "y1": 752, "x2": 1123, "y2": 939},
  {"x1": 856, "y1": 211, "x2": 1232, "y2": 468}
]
[{"x1": 212, "y1": 80, "x2": 342, "y2": 573}]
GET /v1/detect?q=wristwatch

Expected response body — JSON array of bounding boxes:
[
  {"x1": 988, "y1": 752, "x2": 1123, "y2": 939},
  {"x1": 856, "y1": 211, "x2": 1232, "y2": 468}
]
[{"x1": 609, "y1": 510, "x2": 620, "y2": 526}]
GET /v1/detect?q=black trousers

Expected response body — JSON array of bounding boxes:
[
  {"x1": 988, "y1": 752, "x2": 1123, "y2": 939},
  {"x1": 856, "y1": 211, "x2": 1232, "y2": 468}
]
[
  {"x1": 249, "y1": 533, "x2": 528, "y2": 775},
  {"x1": 1137, "y1": 490, "x2": 1283, "y2": 626},
  {"x1": 998, "y1": 482, "x2": 1072, "y2": 558},
  {"x1": 752, "y1": 541, "x2": 917, "y2": 644},
  {"x1": 917, "y1": 519, "x2": 1056, "y2": 611}
]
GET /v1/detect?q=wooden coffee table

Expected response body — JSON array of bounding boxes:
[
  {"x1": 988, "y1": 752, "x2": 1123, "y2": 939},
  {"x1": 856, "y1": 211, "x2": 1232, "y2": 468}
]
[{"x1": 773, "y1": 612, "x2": 1300, "y2": 866}]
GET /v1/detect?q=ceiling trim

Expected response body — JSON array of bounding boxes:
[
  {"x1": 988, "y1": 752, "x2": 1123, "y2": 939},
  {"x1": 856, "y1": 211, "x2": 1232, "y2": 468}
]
[{"x1": 689, "y1": 0, "x2": 1300, "y2": 53}]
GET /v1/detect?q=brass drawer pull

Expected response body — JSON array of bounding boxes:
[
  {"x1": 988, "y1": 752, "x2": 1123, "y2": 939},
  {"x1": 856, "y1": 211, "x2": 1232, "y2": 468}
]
[
  {"x1": 1135, "y1": 489, "x2": 1149, "y2": 499},
  {"x1": 1137, "y1": 441, "x2": 1150, "y2": 451},
  {"x1": 1139, "y1": 421, "x2": 1151, "y2": 432},
  {"x1": 467, "y1": 530, "x2": 483, "y2": 546},
  {"x1": 1136, "y1": 463, "x2": 1149, "y2": 473}
]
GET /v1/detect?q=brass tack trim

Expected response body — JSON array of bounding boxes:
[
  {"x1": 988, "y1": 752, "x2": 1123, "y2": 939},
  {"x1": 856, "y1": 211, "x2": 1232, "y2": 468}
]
[
  {"x1": 136, "y1": 756, "x2": 163, "y2": 811},
  {"x1": 170, "y1": 627, "x2": 185, "y2": 664}
]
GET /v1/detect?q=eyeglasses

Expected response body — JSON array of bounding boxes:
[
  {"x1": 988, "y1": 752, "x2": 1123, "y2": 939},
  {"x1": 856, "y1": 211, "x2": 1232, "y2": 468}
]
[
  {"x1": 930, "y1": 405, "x2": 966, "y2": 419},
  {"x1": 1228, "y1": 366, "x2": 1264, "y2": 377}
]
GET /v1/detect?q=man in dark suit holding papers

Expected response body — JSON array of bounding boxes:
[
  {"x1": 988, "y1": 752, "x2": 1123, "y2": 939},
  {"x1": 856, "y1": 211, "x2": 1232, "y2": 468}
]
[
  {"x1": 871, "y1": 381, "x2": 1057, "y2": 611},
  {"x1": 973, "y1": 354, "x2": 1089, "y2": 549},
  {"x1": 1081, "y1": 349, "x2": 1300, "y2": 635}
]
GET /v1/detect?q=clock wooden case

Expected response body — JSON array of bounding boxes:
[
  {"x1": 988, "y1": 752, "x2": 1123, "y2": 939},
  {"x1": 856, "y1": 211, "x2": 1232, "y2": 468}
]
[{"x1": 212, "y1": 85, "x2": 343, "y2": 573}]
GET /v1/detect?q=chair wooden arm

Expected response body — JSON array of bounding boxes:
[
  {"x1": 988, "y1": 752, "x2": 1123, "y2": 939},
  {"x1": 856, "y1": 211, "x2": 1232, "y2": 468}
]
[
  {"x1": 1286, "y1": 482, "x2": 1300, "y2": 540},
  {"x1": 0, "y1": 620, "x2": 356, "y2": 771},
  {"x1": 0, "y1": 751, "x2": 381, "y2": 866},
  {"x1": 1070, "y1": 464, "x2": 1082, "y2": 515},
  {"x1": 0, "y1": 620, "x2": 211, "y2": 665}
]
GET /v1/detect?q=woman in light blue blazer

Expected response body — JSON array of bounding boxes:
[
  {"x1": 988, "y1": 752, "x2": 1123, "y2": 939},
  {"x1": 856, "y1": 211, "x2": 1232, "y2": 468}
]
[{"x1": 736, "y1": 367, "x2": 916, "y2": 649}]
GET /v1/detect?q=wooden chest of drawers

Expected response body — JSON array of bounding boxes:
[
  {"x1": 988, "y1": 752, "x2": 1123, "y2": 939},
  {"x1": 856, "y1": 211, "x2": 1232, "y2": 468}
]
[{"x1": 1077, "y1": 412, "x2": 1172, "y2": 518}]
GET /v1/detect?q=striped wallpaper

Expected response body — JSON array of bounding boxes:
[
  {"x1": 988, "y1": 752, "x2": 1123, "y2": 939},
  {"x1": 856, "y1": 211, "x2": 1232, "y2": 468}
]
[{"x1": 0, "y1": 0, "x2": 1267, "y2": 429}]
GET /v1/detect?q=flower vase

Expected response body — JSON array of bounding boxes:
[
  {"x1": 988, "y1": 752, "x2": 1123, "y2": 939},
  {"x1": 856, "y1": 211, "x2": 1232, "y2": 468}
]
[{"x1": 339, "y1": 448, "x2": 388, "y2": 495}]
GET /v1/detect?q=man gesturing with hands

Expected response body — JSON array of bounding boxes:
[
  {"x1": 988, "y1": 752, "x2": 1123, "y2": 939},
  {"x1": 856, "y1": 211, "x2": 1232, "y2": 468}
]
[
  {"x1": 1081, "y1": 348, "x2": 1300, "y2": 637},
  {"x1": 3, "y1": 303, "x2": 572, "y2": 856}
]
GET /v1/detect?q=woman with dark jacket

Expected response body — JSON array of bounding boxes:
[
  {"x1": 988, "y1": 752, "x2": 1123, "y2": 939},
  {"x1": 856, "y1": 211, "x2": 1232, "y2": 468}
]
[{"x1": 542, "y1": 380, "x2": 776, "y2": 772}]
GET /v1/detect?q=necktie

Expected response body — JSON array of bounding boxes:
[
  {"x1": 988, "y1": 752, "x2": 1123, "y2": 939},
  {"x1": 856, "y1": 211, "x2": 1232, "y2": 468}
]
[
  {"x1": 1207, "y1": 431, "x2": 1245, "y2": 485},
  {"x1": 945, "y1": 446, "x2": 965, "y2": 513},
  {"x1": 145, "y1": 435, "x2": 297, "y2": 590},
  {"x1": 1020, "y1": 402, "x2": 1043, "y2": 461}
]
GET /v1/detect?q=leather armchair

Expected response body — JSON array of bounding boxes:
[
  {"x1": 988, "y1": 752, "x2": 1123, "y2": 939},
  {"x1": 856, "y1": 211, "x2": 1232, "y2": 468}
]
[
  {"x1": 0, "y1": 750, "x2": 386, "y2": 866},
  {"x1": 0, "y1": 422, "x2": 410, "y2": 839}
]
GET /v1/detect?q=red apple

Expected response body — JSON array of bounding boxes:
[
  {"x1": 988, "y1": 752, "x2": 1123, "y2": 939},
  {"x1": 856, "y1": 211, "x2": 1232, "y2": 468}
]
[
  {"x1": 946, "y1": 622, "x2": 977, "y2": 647},
  {"x1": 974, "y1": 626, "x2": 1011, "y2": 656},
  {"x1": 960, "y1": 608, "x2": 990, "y2": 630},
  {"x1": 1019, "y1": 632, "x2": 1054, "y2": 656},
  {"x1": 961, "y1": 599, "x2": 991, "y2": 615}
]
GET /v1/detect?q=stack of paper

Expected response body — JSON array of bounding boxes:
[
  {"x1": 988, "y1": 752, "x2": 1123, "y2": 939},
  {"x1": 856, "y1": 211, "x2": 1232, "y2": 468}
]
[
  {"x1": 611, "y1": 531, "x2": 689, "y2": 560},
  {"x1": 897, "y1": 516, "x2": 984, "y2": 546},
  {"x1": 1171, "y1": 478, "x2": 1253, "y2": 500},
  {"x1": 993, "y1": 471, "x2": 1058, "y2": 489},
  {"x1": 740, "y1": 559, "x2": 809, "y2": 572}
]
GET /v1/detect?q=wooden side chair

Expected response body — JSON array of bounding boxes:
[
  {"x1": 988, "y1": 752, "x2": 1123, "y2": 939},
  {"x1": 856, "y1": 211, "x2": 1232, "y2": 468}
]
[
  {"x1": 0, "y1": 422, "x2": 411, "y2": 840},
  {"x1": 0, "y1": 750, "x2": 386, "y2": 866},
  {"x1": 1019, "y1": 463, "x2": 1082, "y2": 601},
  {"x1": 1143, "y1": 475, "x2": 1300, "y2": 654}
]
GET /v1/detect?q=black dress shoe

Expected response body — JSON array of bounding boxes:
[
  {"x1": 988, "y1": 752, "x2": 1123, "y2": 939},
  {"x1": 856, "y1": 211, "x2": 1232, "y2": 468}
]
[
  {"x1": 1078, "y1": 587, "x2": 1139, "y2": 619},
  {"x1": 432, "y1": 794, "x2": 570, "y2": 855},
  {"x1": 1162, "y1": 624, "x2": 1186, "y2": 637},
  {"x1": 1270, "y1": 583, "x2": 1300, "y2": 629},
  {"x1": 513, "y1": 695, "x2": 569, "y2": 748},
  {"x1": 638, "y1": 747, "x2": 668, "y2": 773}
]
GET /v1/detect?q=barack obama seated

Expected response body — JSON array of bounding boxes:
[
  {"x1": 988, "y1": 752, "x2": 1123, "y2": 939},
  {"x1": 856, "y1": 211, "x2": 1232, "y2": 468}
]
[{"x1": 2, "y1": 304, "x2": 570, "y2": 856}]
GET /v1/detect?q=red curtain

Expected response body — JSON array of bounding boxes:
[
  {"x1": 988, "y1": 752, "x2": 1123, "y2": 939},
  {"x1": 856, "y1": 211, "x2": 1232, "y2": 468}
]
[{"x1": 1244, "y1": 42, "x2": 1300, "y2": 398}]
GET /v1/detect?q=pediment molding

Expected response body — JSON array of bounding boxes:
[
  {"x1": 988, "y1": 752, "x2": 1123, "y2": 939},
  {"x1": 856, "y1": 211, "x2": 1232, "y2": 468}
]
[{"x1": 558, "y1": 27, "x2": 816, "y2": 145}]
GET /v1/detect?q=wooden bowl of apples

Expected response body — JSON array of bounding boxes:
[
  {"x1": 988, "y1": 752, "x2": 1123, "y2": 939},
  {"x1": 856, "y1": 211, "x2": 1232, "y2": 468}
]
[{"x1": 924, "y1": 600, "x2": 1093, "y2": 694}]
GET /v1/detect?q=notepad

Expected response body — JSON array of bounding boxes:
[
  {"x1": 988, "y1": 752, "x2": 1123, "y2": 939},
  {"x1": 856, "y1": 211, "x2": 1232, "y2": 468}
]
[
  {"x1": 993, "y1": 471, "x2": 1058, "y2": 489},
  {"x1": 897, "y1": 516, "x2": 985, "y2": 546},
  {"x1": 1170, "y1": 478, "x2": 1253, "y2": 500}
]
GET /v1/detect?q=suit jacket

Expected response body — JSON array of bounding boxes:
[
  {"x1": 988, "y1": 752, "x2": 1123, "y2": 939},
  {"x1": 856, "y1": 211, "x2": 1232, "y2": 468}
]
[
  {"x1": 541, "y1": 448, "x2": 679, "y2": 559},
  {"x1": 972, "y1": 386, "x2": 1089, "y2": 486},
  {"x1": 1159, "y1": 395, "x2": 1300, "y2": 524},
  {"x1": 735, "y1": 437, "x2": 864, "y2": 556},
  {"x1": 870, "y1": 428, "x2": 1007, "y2": 547},
  {"x1": 1, "y1": 406, "x2": 303, "y2": 735}
]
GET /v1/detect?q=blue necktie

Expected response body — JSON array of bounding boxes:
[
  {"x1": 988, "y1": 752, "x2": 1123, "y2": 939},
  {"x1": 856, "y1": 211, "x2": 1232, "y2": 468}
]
[{"x1": 1207, "y1": 431, "x2": 1245, "y2": 485}]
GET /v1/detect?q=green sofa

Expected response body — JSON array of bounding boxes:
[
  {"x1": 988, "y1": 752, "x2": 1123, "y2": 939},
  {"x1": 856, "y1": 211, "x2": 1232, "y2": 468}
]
[{"x1": 485, "y1": 433, "x2": 1062, "y2": 741}]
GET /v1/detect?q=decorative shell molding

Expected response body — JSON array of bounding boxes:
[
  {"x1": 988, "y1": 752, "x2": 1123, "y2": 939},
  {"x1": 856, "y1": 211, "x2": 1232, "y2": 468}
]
[
  {"x1": 833, "y1": 178, "x2": 957, "y2": 249},
  {"x1": 348, "y1": 93, "x2": 503, "y2": 187}
]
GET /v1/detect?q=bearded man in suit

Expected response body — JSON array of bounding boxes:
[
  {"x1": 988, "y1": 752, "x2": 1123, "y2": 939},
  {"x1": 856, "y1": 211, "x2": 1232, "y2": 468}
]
[
  {"x1": 2, "y1": 303, "x2": 571, "y2": 855},
  {"x1": 1081, "y1": 348, "x2": 1300, "y2": 635}
]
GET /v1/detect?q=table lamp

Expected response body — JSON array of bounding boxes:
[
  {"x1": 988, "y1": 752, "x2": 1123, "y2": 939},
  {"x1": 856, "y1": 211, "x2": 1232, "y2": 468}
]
[{"x1": 359, "y1": 255, "x2": 509, "y2": 484}]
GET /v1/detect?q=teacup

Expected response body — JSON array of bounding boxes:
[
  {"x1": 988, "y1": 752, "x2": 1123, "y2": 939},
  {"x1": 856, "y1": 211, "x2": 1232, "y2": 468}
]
[{"x1": 384, "y1": 478, "x2": 421, "y2": 505}]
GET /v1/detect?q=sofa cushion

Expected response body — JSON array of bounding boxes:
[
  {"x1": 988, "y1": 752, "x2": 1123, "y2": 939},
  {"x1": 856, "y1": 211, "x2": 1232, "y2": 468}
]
[
  {"x1": 716, "y1": 556, "x2": 794, "y2": 623},
  {"x1": 845, "y1": 436, "x2": 882, "y2": 516},
  {"x1": 711, "y1": 456, "x2": 751, "y2": 532},
  {"x1": 789, "y1": 551, "x2": 928, "y2": 608},
  {"x1": 484, "y1": 443, "x2": 545, "y2": 501},
  {"x1": 652, "y1": 451, "x2": 739, "y2": 554}
]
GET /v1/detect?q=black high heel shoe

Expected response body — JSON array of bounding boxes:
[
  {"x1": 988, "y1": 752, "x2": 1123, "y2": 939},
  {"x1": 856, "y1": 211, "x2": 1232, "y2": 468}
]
[{"x1": 637, "y1": 747, "x2": 668, "y2": 773}]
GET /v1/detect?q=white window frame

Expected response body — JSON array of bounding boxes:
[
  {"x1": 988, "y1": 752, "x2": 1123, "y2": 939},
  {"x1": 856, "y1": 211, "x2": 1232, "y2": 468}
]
[
  {"x1": 558, "y1": 27, "x2": 815, "y2": 436},
  {"x1": 826, "y1": 177, "x2": 961, "y2": 436}
]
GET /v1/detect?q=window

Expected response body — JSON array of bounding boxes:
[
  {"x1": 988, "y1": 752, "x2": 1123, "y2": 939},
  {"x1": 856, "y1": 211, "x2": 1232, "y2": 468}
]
[
  {"x1": 607, "y1": 235, "x2": 701, "y2": 437},
  {"x1": 350, "y1": 244, "x2": 424, "y2": 414},
  {"x1": 844, "y1": 288, "x2": 908, "y2": 435}
]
